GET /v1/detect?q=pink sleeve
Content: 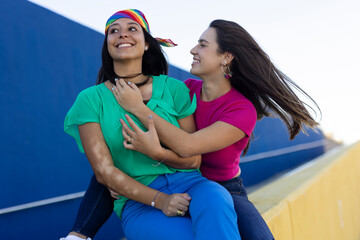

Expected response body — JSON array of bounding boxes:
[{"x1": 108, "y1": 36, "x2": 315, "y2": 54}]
[
  {"x1": 218, "y1": 100, "x2": 257, "y2": 137},
  {"x1": 184, "y1": 79, "x2": 200, "y2": 100},
  {"x1": 184, "y1": 78, "x2": 192, "y2": 87}
]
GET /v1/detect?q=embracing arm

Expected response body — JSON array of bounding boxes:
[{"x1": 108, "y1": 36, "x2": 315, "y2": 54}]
[
  {"x1": 121, "y1": 114, "x2": 201, "y2": 169},
  {"x1": 124, "y1": 109, "x2": 246, "y2": 158},
  {"x1": 113, "y1": 78, "x2": 245, "y2": 158},
  {"x1": 148, "y1": 145, "x2": 201, "y2": 169},
  {"x1": 78, "y1": 122, "x2": 190, "y2": 216},
  {"x1": 161, "y1": 114, "x2": 201, "y2": 169}
]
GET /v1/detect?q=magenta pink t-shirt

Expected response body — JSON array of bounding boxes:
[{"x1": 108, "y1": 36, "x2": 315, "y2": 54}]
[{"x1": 185, "y1": 79, "x2": 257, "y2": 181}]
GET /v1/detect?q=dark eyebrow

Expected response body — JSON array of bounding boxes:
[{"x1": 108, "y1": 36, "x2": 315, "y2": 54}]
[
  {"x1": 109, "y1": 21, "x2": 141, "y2": 29},
  {"x1": 128, "y1": 22, "x2": 141, "y2": 27},
  {"x1": 109, "y1": 22, "x2": 119, "y2": 28},
  {"x1": 198, "y1": 39, "x2": 209, "y2": 44}
]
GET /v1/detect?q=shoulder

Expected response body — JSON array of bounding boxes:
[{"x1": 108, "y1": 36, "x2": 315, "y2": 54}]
[
  {"x1": 226, "y1": 89, "x2": 257, "y2": 118},
  {"x1": 78, "y1": 84, "x2": 100, "y2": 97},
  {"x1": 158, "y1": 75, "x2": 186, "y2": 86},
  {"x1": 218, "y1": 89, "x2": 257, "y2": 135},
  {"x1": 75, "y1": 85, "x2": 103, "y2": 104},
  {"x1": 155, "y1": 75, "x2": 189, "y2": 92},
  {"x1": 184, "y1": 78, "x2": 202, "y2": 90},
  {"x1": 79, "y1": 84, "x2": 102, "y2": 97}
]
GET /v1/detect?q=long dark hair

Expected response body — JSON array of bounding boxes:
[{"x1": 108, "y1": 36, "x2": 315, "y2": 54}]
[
  {"x1": 96, "y1": 28, "x2": 168, "y2": 85},
  {"x1": 210, "y1": 20, "x2": 320, "y2": 153}
]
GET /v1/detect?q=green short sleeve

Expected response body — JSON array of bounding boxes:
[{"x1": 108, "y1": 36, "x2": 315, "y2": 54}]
[
  {"x1": 64, "y1": 87, "x2": 100, "y2": 152},
  {"x1": 167, "y1": 77, "x2": 197, "y2": 119},
  {"x1": 63, "y1": 80, "x2": 197, "y2": 218}
]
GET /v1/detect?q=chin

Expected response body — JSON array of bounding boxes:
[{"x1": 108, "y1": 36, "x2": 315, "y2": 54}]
[
  {"x1": 190, "y1": 68, "x2": 199, "y2": 76},
  {"x1": 190, "y1": 72, "x2": 202, "y2": 79}
]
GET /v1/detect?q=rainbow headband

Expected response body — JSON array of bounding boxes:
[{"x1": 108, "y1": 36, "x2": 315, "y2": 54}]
[{"x1": 105, "y1": 9, "x2": 177, "y2": 47}]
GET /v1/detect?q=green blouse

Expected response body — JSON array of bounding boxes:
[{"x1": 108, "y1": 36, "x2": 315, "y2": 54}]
[{"x1": 64, "y1": 75, "x2": 197, "y2": 217}]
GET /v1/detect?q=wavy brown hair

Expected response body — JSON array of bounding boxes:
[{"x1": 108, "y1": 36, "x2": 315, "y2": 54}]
[{"x1": 210, "y1": 20, "x2": 320, "y2": 154}]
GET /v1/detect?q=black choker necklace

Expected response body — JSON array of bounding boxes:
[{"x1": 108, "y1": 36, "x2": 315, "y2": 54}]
[
  {"x1": 114, "y1": 75, "x2": 150, "y2": 87},
  {"x1": 134, "y1": 75, "x2": 150, "y2": 87},
  {"x1": 116, "y1": 72, "x2": 143, "y2": 79}
]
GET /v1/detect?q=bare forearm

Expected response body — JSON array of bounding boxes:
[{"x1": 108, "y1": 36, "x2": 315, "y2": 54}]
[
  {"x1": 79, "y1": 122, "x2": 166, "y2": 209},
  {"x1": 132, "y1": 105, "x2": 196, "y2": 157},
  {"x1": 130, "y1": 106, "x2": 247, "y2": 157},
  {"x1": 95, "y1": 165, "x2": 165, "y2": 208},
  {"x1": 154, "y1": 148, "x2": 201, "y2": 169}
]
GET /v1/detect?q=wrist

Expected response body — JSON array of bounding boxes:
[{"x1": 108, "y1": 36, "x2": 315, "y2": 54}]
[
  {"x1": 132, "y1": 103, "x2": 148, "y2": 117},
  {"x1": 153, "y1": 192, "x2": 167, "y2": 209},
  {"x1": 154, "y1": 147, "x2": 167, "y2": 161}
]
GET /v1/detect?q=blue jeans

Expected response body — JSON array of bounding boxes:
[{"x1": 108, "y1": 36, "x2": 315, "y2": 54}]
[
  {"x1": 70, "y1": 173, "x2": 240, "y2": 240},
  {"x1": 217, "y1": 177, "x2": 274, "y2": 240},
  {"x1": 70, "y1": 175, "x2": 114, "y2": 239},
  {"x1": 122, "y1": 171, "x2": 240, "y2": 240},
  {"x1": 70, "y1": 175, "x2": 272, "y2": 240}
]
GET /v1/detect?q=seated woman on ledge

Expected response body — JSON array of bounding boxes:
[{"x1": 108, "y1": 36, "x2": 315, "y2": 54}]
[{"x1": 61, "y1": 9, "x2": 240, "y2": 240}]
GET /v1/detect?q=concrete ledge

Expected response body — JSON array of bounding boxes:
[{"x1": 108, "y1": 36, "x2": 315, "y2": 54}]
[{"x1": 249, "y1": 141, "x2": 360, "y2": 240}]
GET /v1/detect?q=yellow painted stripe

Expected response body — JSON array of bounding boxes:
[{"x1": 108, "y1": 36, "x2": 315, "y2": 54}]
[{"x1": 249, "y1": 141, "x2": 360, "y2": 240}]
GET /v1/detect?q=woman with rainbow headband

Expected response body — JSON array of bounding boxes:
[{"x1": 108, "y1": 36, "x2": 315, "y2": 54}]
[{"x1": 61, "y1": 9, "x2": 240, "y2": 240}]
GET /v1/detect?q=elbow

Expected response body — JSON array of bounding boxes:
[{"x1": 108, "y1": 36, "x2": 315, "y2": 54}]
[
  {"x1": 177, "y1": 144, "x2": 197, "y2": 158},
  {"x1": 171, "y1": 133, "x2": 198, "y2": 158},
  {"x1": 177, "y1": 155, "x2": 201, "y2": 169},
  {"x1": 177, "y1": 136, "x2": 200, "y2": 158},
  {"x1": 93, "y1": 170, "x2": 107, "y2": 186},
  {"x1": 92, "y1": 165, "x2": 113, "y2": 186},
  {"x1": 178, "y1": 150, "x2": 194, "y2": 158},
  {"x1": 191, "y1": 155, "x2": 202, "y2": 169}
]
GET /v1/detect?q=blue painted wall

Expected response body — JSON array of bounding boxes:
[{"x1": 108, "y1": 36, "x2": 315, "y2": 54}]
[
  {"x1": 0, "y1": 1, "x2": 124, "y2": 239},
  {"x1": 241, "y1": 117, "x2": 324, "y2": 186},
  {"x1": 0, "y1": 1, "x2": 324, "y2": 239}
]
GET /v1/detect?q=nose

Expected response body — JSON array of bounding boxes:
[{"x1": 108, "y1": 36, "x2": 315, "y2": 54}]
[
  {"x1": 190, "y1": 45, "x2": 197, "y2": 55},
  {"x1": 119, "y1": 30, "x2": 128, "y2": 38}
]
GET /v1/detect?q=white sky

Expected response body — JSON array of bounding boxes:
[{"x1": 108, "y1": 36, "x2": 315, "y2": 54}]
[{"x1": 29, "y1": 0, "x2": 360, "y2": 144}]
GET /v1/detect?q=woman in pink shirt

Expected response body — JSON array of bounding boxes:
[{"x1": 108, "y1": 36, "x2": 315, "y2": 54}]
[{"x1": 116, "y1": 19, "x2": 319, "y2": 240}]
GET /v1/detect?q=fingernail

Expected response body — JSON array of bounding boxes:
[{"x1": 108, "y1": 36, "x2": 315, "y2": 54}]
[
  {"x1": 128, "y1": 82, "x2": 131, "y2": 85},
  {"x1": 112, "y1": 87, "x2": 114, "y2": 91},
  {"x1": 148, "y1": 115, "x2": 153, "y2": 119},
  {"x1": 115, "y1": 78, "x2": 118, "y2": 81}
]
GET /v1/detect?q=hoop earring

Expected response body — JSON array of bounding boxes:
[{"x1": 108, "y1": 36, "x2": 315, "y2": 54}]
[{"x1": 221, "y1": 64, "x2": 233, "y2": 79}]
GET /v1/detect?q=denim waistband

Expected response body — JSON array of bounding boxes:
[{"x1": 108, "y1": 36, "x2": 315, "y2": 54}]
[{"x1": 216, "y1": 176, "x2": 242, "y2": 185}]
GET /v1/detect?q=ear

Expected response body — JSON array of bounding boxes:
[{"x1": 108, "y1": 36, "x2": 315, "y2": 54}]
[{"x1": 222, "y1": 52, "x2": 234, "y2": 64}]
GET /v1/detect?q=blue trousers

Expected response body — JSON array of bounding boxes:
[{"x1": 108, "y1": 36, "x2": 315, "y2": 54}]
[
  {"x1": 70, "y1": 175, "x2": 115, "y2": 238},
  {"x1": 121, "y1": 171, "x2": 240, "y2": 240},
  {"x1": 70, "y1": 174, "x2": 272, "y2": 239}
]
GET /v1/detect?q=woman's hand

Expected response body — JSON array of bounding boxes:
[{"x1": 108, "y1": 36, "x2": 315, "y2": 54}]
[
  {"x1": 110, "y1": 182, "x2": 191, "y2": 217},
  {"x1": 156, "y1": 192, "x2": 191, "y2": 217},
  {"x1": 108, "y1": 188, "x2": 120, "y2": 199},
  {"x1": 112, "y1": 78, "x2": 144, "y2": 112},
  {"x1": 120, "y1": 114, "x2": 164, "y2": 161}
]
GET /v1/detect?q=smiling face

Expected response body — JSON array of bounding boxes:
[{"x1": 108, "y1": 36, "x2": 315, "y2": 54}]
[
  {"x1": 190, "y1": 27, "x2": 227, "y2": 79},
  {"x1": 106, "y1": 18, "x2": 148, "y2": 62}
]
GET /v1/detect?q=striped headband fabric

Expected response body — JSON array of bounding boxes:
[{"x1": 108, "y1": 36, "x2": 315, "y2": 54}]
[
  {"x1": 105, "y1": 9, "x2": 149, "y2": 34},
  {"x1": 105, "y1": 9, "x2": 177, "y2": 47}
]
